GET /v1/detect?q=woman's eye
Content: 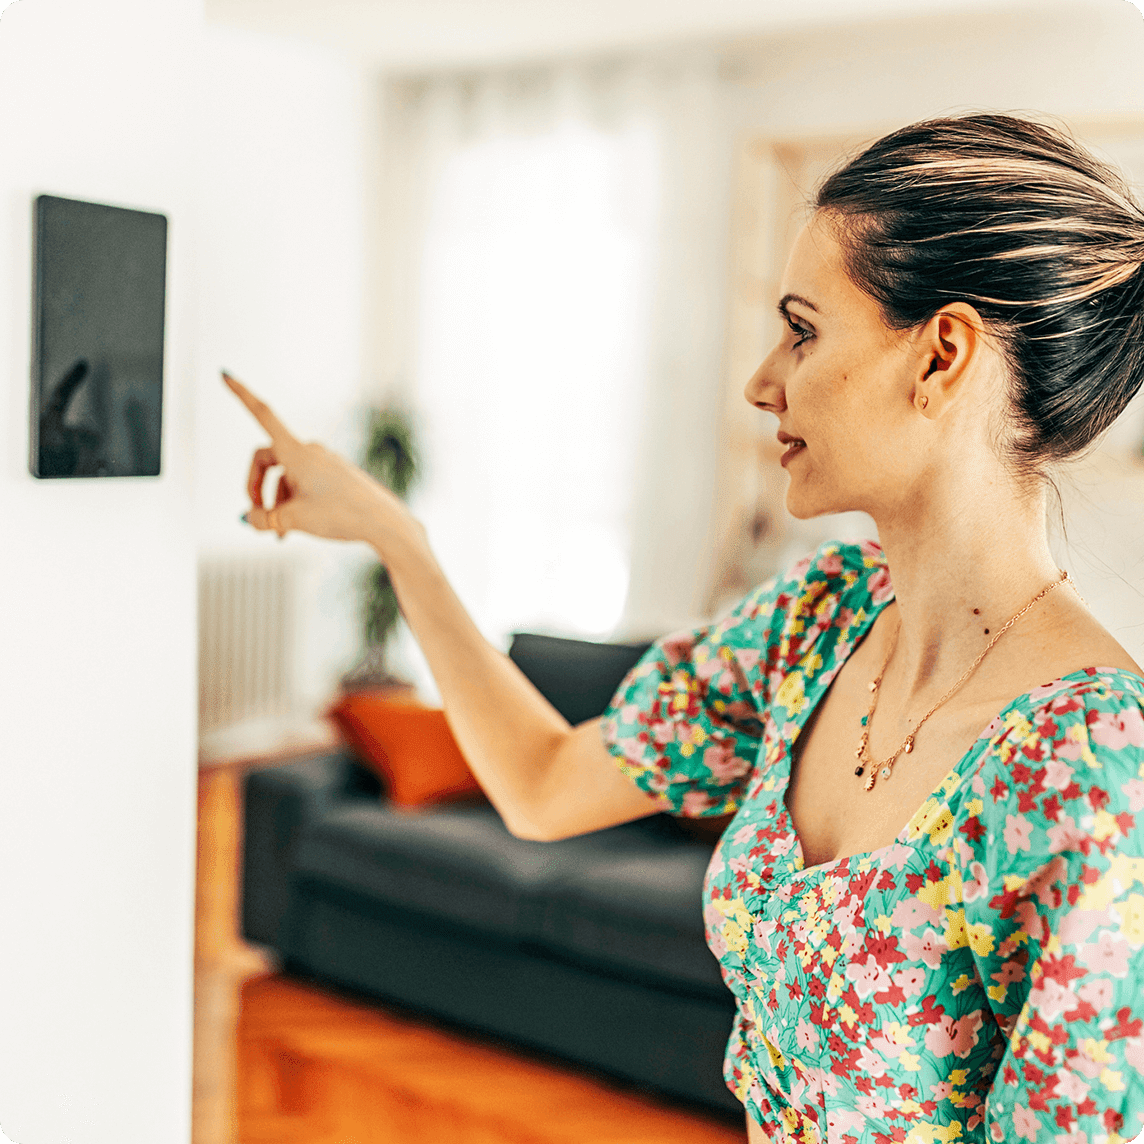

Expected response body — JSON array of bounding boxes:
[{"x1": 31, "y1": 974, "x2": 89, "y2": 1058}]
[{"x1": 786, "y1": 316, "x2": 813, "y2": 347}]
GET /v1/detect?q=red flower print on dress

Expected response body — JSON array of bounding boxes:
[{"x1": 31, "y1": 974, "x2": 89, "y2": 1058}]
[
  {"x1": 1046, "y1": 815, "x2": 1090, "y2": 854},
  {"x1": 1012, "y1": 1103, "x2": 1040, "y2": 1141},
  {"x1": 1042, "y1": 757, "x2": 1076, "y2": 791},
  {"x1": 856, "y1": 1092, "x2": 890, "y2": 1117},
  {"x1": 681, "y1": 789, "x2": 718, "y2": 816},
  {"x1": 826, "y1": 1107, "x2": 865, "y2": 1138},
  {"x1": 863, "y1": 932, "x2": 906, "y2": 967},
  {"x1": 833, "y1": 896, "x2": 863, "y2": 933},
  {"x1": 867, "y1": 566, "x2": 893, "y2": 604},
  {"x1": 818, "y1": 552, "x2": 844, "y2": 577},
  {"x1": 702, "y1": 740, "x2": 752, "y2": 785},
  {"x1": 962, "y1": 861, "x2": 990, "y2": 902},
  {"x1": 893, "y1": 966, "x2": 927, "y2": 999},
  {"x1": 1123, "y1": 1036, "x2": 1144, "y2": 1072},
  {"x1": 1004, "y1": 813, "x2": 1034, "y2": 853},
  {"x1": 845, "y1": 957, "x2": 895, "y2": 1001},
  {"x1": 1080, "y1": 930, "x2": 1132, "y2": 977},
  {"x1": 902, "y1": 926, "x2": 948, "y2": 969},
  {"x1": 788, "y1": 554, "x2": 813, "y2": 581},
  {"x1": 924, "y1": 1010, "x2": 984, "y2": 1058},
  {"x1": 856, "y1": 1044, "x2": 890, "y2": 1077},
  {"x1": 1029, "y1": 975, "x2": 1085, "y2": 1022},
  {"x1": 1067, "y1": 1038, "x2": 1112, "y2": 1079},
  {"x1": 991, "y1": 959, "x2": 1027, "y2": 990},
  {"x1": 599, "y1": 540, "x2": 1144, "y2": 1142},
  {"x1": 1122, "y1": 777, "x2": 1144, "y2": 812},
  {"x1": 771, "y1": 833, "x2": 796, "y2": 856},
  {"x1": 1053, "y1": 1068, "x2": 1092, "y2": 1104},
  {"x1": 658, "y1": 632, "x2": 696, "y2": 667},
  {"x1": 890, "y1": 896, "x2": 944, "y2": 929},
  {"x1": 1088, "y1": 706, "x2": 1144, "y2": 749}
]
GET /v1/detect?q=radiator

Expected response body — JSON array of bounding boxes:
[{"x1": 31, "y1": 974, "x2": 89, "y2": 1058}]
[{"x1": 197, "y1": 553, "x2": 298, "y2": 736}]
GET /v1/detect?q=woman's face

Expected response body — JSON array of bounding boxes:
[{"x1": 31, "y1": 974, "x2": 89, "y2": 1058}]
[{"x1": 744, "y1": 212, "x2": 928, "y2": 521}]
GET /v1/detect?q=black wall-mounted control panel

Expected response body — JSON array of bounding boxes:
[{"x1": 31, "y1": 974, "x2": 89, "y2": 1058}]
[{"x1": 30, "y1": 194, "x2": 168, "y2": 479}]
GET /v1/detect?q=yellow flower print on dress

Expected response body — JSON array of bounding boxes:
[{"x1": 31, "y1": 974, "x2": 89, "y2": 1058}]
[
  {"x1": 599, "y1": 539, "x2": 1144, "y2": 1143},
  {"x1": 774, "y1": 670, "x2": 807, "y2": 717}
]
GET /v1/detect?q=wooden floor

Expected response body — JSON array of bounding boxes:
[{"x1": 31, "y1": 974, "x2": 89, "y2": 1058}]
[{"x1": 194, "y1": 757, "x2": 747, "y2": 1144}]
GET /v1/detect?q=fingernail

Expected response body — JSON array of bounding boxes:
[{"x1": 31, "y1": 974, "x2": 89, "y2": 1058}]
[{"x1": 240, "y1": 512, "x2": 251, "y2": 525}]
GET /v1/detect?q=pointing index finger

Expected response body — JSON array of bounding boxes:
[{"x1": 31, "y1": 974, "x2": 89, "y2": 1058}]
[{"x1": 222, "y1": 371, "x2": 299, "y2": 449}]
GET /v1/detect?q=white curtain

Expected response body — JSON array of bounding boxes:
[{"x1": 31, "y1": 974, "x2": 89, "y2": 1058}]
[{"x1": 383, "y1": 54, "x2": 732, "y2": 693}]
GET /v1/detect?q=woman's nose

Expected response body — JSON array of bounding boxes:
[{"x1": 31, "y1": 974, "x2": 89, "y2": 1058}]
[{"x1": 743, "y1": 347, "x2": 786, "y2": 414}]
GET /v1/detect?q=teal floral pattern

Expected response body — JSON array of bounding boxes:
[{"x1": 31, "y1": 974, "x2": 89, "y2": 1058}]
[{"x1": 601, "y1": 540, "x2": 1144, "y2": 1144}]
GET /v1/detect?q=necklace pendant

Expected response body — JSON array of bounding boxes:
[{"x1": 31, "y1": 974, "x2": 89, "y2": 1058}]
[
  {"x1": 868, "y1": 681, "x2": 878, "y2": 693},
  {"x1": 863, "y1": 771, "x2": 877, "y2": 792},
  {"x1": 903, "y1": 736, "x2": 914, "y2": 754},
  {"x1": 854, "y1": 765, "x2": 864, "y2": 776},
  {"x1": 880, "y1": 765, "x2": 893, "y2": 781}
]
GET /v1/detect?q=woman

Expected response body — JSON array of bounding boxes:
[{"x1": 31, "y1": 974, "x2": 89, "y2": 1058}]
[{"x1": 226, "y1": 114, "x2": 1144, "y2": 1143}]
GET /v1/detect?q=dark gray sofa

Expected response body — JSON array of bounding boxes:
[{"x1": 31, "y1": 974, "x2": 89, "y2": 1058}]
[{"x1": 241, "y1": 632, "x2": 740, "y2": 1115}]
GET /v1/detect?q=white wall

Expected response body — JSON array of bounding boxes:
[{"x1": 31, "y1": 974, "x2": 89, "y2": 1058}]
[
  {"x1": 194, "y1": 25, "x2": 382, "y2": 730},
  {"x1": 722, "y1": 1, "x2": 1144, "y2": 135},
  {"x1": 0, "y1": 1, "x2": 200, "y2": 1142},
  {"x1": 0, "y1": 2, "x2": 380, "y2": 1139}
]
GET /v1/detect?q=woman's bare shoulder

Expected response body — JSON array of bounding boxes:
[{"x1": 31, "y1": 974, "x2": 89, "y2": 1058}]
[{"x1": 1037, "y1": 604, "x2": 1144, "y2": 684}]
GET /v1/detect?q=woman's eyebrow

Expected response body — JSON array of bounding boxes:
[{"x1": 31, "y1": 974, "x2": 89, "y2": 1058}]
[{"x1": 777, "y1": 292, "x2": 820, "y2": 318}]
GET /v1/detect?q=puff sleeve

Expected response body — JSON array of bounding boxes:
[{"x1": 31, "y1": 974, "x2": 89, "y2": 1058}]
[
  {"x1": 958, "y1": 673, "x2": 1144, "y2": 1144},
  {"x1": 599, "y1": 539, "x2": 883, "y2": 817}
]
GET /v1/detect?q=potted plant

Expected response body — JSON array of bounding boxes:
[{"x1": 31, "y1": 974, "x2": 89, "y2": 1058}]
[{"x1": 339, "y1": 402, "x2": 421, "y2": 693}]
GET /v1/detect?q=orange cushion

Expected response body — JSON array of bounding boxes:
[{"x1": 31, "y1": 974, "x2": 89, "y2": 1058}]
[{"x1": 327, "y1": 692, "x2": 484, "y2": 809}]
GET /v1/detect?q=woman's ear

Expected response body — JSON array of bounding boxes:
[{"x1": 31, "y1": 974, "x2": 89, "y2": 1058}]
[{"x1": 916, "y1": 302, "x2": 985, "y2": 407}]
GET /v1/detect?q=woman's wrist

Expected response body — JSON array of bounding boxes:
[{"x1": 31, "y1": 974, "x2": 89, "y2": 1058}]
[{"x1": 365, "y1": 507, "x2": 431, "y2": 572}]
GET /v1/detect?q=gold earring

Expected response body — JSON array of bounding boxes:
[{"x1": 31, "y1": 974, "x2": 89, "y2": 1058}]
[{"x1": 918, "y1": 395, "x2": 929, "y2": 410}]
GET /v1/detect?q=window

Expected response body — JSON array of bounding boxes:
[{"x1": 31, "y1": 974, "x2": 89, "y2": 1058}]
[{"x1": 413, "y1": 116, "x2": 659, "y2": 644}]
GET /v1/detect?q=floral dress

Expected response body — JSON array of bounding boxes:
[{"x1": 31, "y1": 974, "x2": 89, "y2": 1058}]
[{"x1": 601, "y1": 540, "x2": 1144, "y2": 1144}]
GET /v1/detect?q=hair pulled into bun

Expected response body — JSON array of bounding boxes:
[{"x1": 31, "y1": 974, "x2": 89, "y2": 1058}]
[{"x1": 815, "y1": 114, "x2": 1144, "y2": 481}]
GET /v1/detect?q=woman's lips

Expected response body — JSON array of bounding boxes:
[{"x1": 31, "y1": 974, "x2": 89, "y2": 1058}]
[{"x1": 780, "y1": 440, "x2": 806, "y2": 467}]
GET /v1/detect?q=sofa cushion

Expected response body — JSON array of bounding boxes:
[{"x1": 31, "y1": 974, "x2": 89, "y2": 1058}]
[
  {"x1": 289, "y1": 801, "x2": 676, "y2": 946},
  {"x1": 326, "y1": 694, "x2": 484, "y2": 808},
  {"x1": 535, "y1": 847, "x2": 728, "y2": 996}
]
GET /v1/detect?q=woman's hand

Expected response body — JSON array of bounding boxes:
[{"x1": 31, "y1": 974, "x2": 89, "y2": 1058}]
[
  {"x1": 223, "y1": 371, "x2": 415, "y2": 548},
  {"x1": 223, "y1": 372, "x2": 661, "y2": 842}
]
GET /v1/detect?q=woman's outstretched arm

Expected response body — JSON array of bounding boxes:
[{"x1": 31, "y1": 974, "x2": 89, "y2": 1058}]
[
  {"x1": 224, "y1": 372, "x2": 665, "y2": 840},
  {"x1": 381, "y1": 526, "x2": 668, "y2": 839}
]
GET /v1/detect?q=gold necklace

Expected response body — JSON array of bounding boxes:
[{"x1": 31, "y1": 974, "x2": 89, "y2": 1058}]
[{"x1": 856, "y1": 570, "x2": 1073, "y2": 792}]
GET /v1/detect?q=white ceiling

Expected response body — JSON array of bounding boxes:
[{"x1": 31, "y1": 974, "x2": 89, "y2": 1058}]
[{"x1": 202, "y1": 0, "x2": 1105, "y2": 72}]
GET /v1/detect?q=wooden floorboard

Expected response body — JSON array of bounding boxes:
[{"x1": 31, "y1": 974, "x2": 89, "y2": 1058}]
[
  {"x1": 234, "y1": 973, "x2": 746, "y2": 1144},
  {"x1": 194, "y1": 755, "x2": 747, "y2": 1144}
]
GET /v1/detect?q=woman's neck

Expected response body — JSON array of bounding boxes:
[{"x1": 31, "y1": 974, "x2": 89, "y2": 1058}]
[{"x1": 870, "y1": 482, "x2": 1064, "y2": 708}]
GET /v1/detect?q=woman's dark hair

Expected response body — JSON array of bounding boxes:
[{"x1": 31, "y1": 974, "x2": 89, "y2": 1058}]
[{"x1": 815, "y1": 113, "x2": 1144, "y2": 481}]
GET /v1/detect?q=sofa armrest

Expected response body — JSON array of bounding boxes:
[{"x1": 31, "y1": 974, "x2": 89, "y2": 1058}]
[
  {"x1": 241, "y1": 748, "x2": 380, "y2": 949},
  {"x1": 507, "y1": 632, "x2": 653, "y2": 726}
]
